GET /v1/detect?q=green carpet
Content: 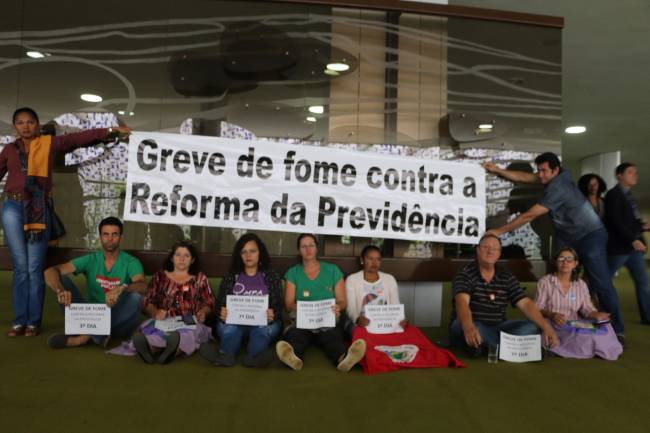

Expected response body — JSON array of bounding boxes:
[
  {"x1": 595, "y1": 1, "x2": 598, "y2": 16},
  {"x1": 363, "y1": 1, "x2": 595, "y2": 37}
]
[{"x1": 1, "y1": 270, "x2": 648, "y2": 433}]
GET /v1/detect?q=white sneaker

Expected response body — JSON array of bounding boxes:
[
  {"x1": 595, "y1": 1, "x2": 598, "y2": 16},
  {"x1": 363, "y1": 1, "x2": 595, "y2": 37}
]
[
  {"x1": 337, "y1": 339, "x2": 366, "y2": 372},
  {"x1": 276, "y1": 341, "x2": 303, "y2": 371}
]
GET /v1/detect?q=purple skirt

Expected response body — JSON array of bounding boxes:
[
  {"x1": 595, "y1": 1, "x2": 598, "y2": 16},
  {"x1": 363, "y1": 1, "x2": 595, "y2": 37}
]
[
  {"x1": 548, "y1": 319, "x2": 622, "y2": 361},
  {"x1": 108, "y1": 319, "x2": 212, "y2": 357}
]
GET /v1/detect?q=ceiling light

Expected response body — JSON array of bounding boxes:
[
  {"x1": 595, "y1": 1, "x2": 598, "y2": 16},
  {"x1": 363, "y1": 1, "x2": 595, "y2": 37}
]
[
  {"x1": 324, "y1": 69, "x2": 340, "y2": 77},
  {"x1": 306, "y1": 116, "x2": 317, "y2": 122},
  {"x1": 565, "y1": 125, "x2": 586, "y2": 134},
  {"x1": 80, "y1": 93, "x2": 102, "y2": 103},
  {"x1": 129, "y1": 112, "x2": 135, "y2": 116},
  {"x1": 308, "y1": 105, "x2": 324, "y2": 114},
  {"x1": 26, "y1": 51, "x2": 45, "y2": 58},
  {"x1": 326, "y1": 62, "x2": 350, "y2": 72},
  {"x1": 117, "y1": 110, "x2": 125, "y2": 115},
  {"x1": 478, "y1": 123, "x2": 494, "y2": 130}
]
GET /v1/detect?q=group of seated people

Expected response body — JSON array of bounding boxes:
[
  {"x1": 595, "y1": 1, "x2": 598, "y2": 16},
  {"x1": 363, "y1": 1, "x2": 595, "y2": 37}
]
[{"x1": 39, "y1": 216, "x2": 624, "y2": 373}]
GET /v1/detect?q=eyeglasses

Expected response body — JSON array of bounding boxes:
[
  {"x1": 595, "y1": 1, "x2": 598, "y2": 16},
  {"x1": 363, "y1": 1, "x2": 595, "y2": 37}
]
[{"x1": 556, "y1": 256, "x2": 576, "y2": 263}]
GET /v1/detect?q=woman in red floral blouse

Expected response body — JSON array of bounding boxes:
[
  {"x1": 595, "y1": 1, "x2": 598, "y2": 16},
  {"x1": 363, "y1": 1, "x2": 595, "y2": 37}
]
[{"x1": 110, "y1": 240, "x2": 215, "y2": 364}]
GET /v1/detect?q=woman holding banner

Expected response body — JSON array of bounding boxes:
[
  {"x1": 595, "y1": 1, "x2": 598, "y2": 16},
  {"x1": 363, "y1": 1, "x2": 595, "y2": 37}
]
[
  {"x1": 3, "y1": 107, "x2": 130, "y2": 337},
  {"x1": 199, "y1": 233, "x2": 283, "y2": 368},
  {"x1": 276, "y1": 233, "x2": 366, "y2": 372},
  {"x1": 110, "y1": 241, "x2": 214, "y2": 364},
  {"x1": 346, "y1": 245, "x2": 464, "y2": 374},
  {"x1": 534, "y1": 247, "x2": 622, "y2": 360}
]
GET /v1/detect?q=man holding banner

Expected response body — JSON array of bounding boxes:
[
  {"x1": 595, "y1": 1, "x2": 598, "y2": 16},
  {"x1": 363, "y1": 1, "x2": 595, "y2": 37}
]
[
  {"x1": 44, "y1": 217, "x2": 146, "y2": 348},
  {"x1": 449, "y1": 234, "x2": 558, "y2": 357},
  {"x1": 483, "y1": 152, "x2": 625, "y2": 340}
]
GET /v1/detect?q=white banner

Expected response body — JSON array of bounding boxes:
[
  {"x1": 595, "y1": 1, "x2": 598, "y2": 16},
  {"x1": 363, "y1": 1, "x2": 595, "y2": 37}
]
[
  {"x1": 498, "y1": 332, "x2": 542, "y2": 363},
  {"x1": 365, "y1": 304, "x2": 405, "y2": 334},
  {"x1": 297, "y1": 299, "x2": 336, "y2": 329},
  {"x1": 124, "y1": 132, "x2": 485, "y2": 244},
  {"x1": 65, "y1": 303, "x2": 111, "y2": 335},
  {"x1": 226, "y1": 295, "x2": 268, "y2": 326}
]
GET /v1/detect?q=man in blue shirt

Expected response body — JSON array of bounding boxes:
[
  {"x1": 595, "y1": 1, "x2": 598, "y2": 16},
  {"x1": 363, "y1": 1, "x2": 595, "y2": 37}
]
[{"x1": 483, "y1": 152, "x2": 625, "y2": 339}]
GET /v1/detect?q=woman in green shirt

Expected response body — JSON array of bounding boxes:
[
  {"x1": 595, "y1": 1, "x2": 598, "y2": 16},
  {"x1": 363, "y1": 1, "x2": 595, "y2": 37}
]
[{"x1": 276, "y1": 233, "x2": 365, "y2": 371}]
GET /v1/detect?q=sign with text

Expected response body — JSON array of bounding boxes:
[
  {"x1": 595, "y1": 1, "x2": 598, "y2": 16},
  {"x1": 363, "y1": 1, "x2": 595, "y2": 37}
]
[
  {"x1": 499, "y1": 332, "x2": 542, "y2": 363},
  {"x1": 124, "y1": 132, "x2": 485, "y2": 244},
  {"x1": 226, "y1": 295, "x2": 268, "y2": 326},
  {"x1": 154, "y1": 316, "x2": 197, "y2": 332},
  {"x1": 65, "y1": 303, "x2": 111, "y2": 335},
  {"x1": 297, "y1": 299, "x2": 336, "y2": 329},
  {"x1": 365, "y1": 304, "x2": 405, "y2": 334}
]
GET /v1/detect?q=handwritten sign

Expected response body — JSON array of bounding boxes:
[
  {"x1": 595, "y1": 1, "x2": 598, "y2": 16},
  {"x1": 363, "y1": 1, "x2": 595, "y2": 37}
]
[
  {"x1": 499, "y1": 332, "x2": 542, "y2": 363},
  {"x1": 365, "y1": 304, "x2": 405, "y2": 334},
  {"x1": 297, "y1": 299, "x2": 336, "y2": 329},
  {"x1": 65, "y1": 303, "x2": 111, "y2": 335},
  {"x1": 226, "y1": 295, "x2": 268, "y2": 326}
]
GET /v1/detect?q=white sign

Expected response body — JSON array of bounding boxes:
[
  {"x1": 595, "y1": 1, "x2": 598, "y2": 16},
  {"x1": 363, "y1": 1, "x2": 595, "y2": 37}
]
[
  {"x1": 226, "y1": 295, "x2": 268, "y2": 326},
  {"x1": 124, "y1": 132, "x2": 485, "y2": 244},
  {"x1": 498, "y1": 332, "x2": 542, "y2": 363},
  {"x1": 297, "y1": 299, "x2": 336, "y2": 329},
  {"x1": 65, "y1": 303, "x2": 111, "y2": 335},
  {"x1": 365, "y1": 304, "x2": 405, "y2": 334},
  {"x1": 154, "y1": 316, "x2": 197, "y2": 332}
]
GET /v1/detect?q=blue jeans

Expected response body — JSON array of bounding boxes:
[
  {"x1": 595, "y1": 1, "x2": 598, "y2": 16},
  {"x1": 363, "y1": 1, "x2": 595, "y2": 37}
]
[
  {"x1": 2, "y1": 199, "x2": 50, "y2": 327},
  {"x1": 609, "y1": 251, "x2": 650, "y2": 324},
  {"x1": 216, "y1": 321, "x2": 282, "y2": 357},
  {"x1": 61, "y1": 276, "x2": 142, "y2": 344},
  {"x1": 449, "y1": 319, "x2": 539, "y2": 348},
  {"x1": 558, "y1": 227, "x2": 625, "y2": 334}
]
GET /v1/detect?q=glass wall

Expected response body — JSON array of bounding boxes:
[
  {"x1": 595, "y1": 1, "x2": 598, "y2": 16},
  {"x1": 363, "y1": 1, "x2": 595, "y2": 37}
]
[{"x1": 0, "y1": 0, "x2": 561, "y2": 258}]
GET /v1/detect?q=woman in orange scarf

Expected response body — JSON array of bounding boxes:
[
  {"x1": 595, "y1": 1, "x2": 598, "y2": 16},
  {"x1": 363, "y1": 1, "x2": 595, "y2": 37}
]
[{"x1": 1, "y1": 107, "x2": 130, "y2": 337}]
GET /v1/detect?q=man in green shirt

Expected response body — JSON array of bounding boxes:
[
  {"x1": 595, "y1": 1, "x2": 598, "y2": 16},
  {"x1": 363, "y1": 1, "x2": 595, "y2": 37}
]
[{"x1": 44, "y1": 217, "x2": 146, "y2": 348}]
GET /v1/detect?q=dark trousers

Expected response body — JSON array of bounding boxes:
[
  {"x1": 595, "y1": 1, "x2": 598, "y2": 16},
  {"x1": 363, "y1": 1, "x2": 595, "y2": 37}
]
[{"x1": 283, "y1": 327, "x2": 347, "y2": 365}]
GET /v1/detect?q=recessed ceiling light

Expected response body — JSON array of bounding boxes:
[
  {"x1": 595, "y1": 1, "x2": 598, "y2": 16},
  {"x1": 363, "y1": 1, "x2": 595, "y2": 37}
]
[
  {"x1": 478, "y1": 123, "x2": 494, "y2": 130},
  {"x1": 26, "y1": 51, "x2": 45, "y2": 58},
  {"x1": 117, "y1": 110, "x2": 125, "y2": 115},
  {"x1": 308, "y1": 105, "x2": 324, "y2": 114},
  {"x1": 326, "y1": 62, "x2": 350, "y2": 72},
  {"x1": 80, "y1": 93, "x2": 102, "y2": 103},
  {"x1": 565, "y1": 125, "x2": 586, "y2": 134},
  {"x1": 129, "y1": 112, "x2": 135, "y2": 116},
  {"x1": 306, "y1": 116, "x2": 317, "y2": 123},
  {"x1": 324, "y1": 69, "x2": 340, "y2": 76}
]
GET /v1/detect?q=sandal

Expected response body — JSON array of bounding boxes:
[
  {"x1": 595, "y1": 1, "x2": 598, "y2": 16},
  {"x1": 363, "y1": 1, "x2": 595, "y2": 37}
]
[
  {"x1": 24, "y1": 326, "x2": 39, "y2": 337},
  {"x1": 7, "y1": 325, "x2": 25, "y2": 337}
]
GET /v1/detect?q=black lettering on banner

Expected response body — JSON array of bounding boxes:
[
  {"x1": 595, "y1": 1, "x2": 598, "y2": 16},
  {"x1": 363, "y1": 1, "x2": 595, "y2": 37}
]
[
  {"x1": 151, "y1": 192, "x2": 168, "y2": 216},
  {"x1": 130, "y1": 183, "x2": 150, "y2": 214},
  {"x1": 237, "y1": 147, "x2": 255, "y2": 178},
  {"x1": 271, "y1": 193, "x2": 288, "y2": 224},
  {"x1": 289, "y1": 202, "x2": 306, "y2": 225},
  {"x1": 208, "y1": 152, "x2": 226, "y2": 175},
  {"x1": 242, "y1": 199, "x2": 260, "y2": 222},
  {"x1": 173, "y1": 150, "x2": 191, "y2": 173},
  {"x1": 137, "y1": 140, "x2": 158, "y2": 171},
  {"x1": 214, "y1": 197, "x2": 240, "y2": 221},
  {"x1": 463, "y1": 176, "x2": 477, "y2": 198},
  {"x1": 318, "y1": 196, "x2": 336, "y2": 226}
]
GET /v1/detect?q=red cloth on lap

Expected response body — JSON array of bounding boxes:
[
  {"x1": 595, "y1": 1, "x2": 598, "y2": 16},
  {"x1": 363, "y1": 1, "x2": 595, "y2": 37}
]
[{"x1": 353, "y1": 325, "x2": 465, "y2": 374}]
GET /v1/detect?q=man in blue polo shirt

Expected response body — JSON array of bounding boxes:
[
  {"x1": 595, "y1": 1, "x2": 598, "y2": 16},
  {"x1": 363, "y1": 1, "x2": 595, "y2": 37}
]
[
  {"x1": 483, "y1": 152, "x2": 625, "y2": 340},
  {"x1": 44, "y1": 216, "x2": 146, "y2": 348}
]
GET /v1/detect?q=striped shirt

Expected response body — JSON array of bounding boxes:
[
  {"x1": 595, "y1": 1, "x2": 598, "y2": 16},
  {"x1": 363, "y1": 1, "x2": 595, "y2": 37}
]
[
  {"x1": 451, "y1": 261, "x2": 527, "y2": 325},
  {"x1": 534, "y1": 274, "x2": 595, "y2": 320}
]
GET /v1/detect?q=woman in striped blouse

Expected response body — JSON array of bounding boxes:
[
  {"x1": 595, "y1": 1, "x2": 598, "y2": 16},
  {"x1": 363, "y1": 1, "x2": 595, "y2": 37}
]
[{"x1": 534, "y1": 247, "x2": 622, "y2": 360}]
